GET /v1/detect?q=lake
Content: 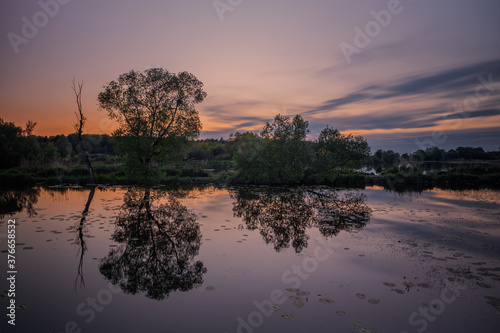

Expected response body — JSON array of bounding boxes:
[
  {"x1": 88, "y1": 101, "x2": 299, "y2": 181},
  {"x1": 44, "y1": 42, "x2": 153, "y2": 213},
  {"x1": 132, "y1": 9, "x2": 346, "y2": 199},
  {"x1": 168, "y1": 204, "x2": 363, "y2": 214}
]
[{"x1": 1, "y1": 185, "x2": 499, "y2": 333}]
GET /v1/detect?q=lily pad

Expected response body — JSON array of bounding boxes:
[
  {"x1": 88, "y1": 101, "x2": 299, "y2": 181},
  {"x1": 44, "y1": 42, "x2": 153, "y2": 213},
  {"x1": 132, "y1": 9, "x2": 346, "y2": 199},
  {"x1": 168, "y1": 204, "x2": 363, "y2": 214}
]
[
  {"x1": 319, "y1": 297, "x2": 334, "y2": 304},
  {"x1": 355, "y1": 293, "x2": 366, "y2": 299},
  {"x1": 292, "y1": 300, "x2": 305, "y2": 308},
  {"x1": 416, "y1": 283, "x2": 430, "y2": 288}
]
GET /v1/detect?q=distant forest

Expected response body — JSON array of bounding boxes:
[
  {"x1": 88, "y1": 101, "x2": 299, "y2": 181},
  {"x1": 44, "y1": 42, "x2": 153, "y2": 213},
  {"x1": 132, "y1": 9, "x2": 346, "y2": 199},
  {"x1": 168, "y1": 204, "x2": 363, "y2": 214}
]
[
  {"x1": 1, "y1": 117, "x2": 499, "y2": 189},
  {"x1": 2, "y1": 121, "x2": 498, "y2": 168}
]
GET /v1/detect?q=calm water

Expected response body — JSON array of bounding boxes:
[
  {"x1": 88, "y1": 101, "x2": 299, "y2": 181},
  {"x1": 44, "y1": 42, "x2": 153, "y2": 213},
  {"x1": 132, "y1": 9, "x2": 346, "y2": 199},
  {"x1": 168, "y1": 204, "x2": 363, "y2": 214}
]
[{"x1": 1, "y1": 186, "x2": 499, "y2": 333}]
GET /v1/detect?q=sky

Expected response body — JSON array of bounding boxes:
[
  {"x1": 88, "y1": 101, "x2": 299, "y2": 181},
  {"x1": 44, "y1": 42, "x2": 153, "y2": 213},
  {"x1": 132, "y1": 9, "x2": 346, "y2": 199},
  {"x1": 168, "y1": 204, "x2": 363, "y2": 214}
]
[{"x1": 1, "y1": 0, "x2": 499, "y2": 153}]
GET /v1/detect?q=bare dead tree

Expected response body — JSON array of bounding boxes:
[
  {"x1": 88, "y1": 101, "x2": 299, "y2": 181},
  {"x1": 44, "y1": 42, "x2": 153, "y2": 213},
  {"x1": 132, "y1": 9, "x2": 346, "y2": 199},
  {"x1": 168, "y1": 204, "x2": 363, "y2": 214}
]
[
  {"x1": 24, "y1": 120, "x2": 37, "y2": 136},
  {"x1": 71, "y1": 78, "x2": 95, "y2": 183}
]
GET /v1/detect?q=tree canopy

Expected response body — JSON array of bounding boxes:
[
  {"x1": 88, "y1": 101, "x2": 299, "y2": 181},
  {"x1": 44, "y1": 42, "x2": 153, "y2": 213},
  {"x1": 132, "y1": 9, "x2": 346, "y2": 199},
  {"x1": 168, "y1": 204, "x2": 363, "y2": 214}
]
[
  {"x1": 98, "y1": 68, "x2": 206, "y2": 181},
  {"x1": 232, "y1": 114, "x2": 370, "y2": 184}
]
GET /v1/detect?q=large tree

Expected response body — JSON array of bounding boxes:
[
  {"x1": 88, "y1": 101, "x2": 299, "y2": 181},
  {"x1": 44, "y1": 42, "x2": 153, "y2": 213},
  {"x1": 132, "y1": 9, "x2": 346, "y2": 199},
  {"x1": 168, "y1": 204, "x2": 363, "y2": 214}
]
[
  {"x1": 260, "y1": 114, "x2": 312, "y2": 183},
  {"x1": 311, "y1": 126, "x2": 370, "y2": 175},
  {"x1": 98, "y1": 68, "x2": 206, "y2": 181},
  {"x1": 233, "y1": 114, "x2": 312, "y2": 184}
]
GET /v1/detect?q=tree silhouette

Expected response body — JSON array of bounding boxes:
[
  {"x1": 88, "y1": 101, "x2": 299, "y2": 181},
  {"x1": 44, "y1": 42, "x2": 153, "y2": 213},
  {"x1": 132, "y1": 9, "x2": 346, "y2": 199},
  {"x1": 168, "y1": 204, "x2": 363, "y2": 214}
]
[
  {"x1": 99, "y1": 188, "x2": 206, "y2": 300},
  {"x1": 71, "y1": 78, "x2": 95, "y2": 183},
  {"x1": 98, "y1": 68, "x2": 206, "y2": 182},
  {"x1": 231, "y1": 187, "x2": 371, "y2": 253}
]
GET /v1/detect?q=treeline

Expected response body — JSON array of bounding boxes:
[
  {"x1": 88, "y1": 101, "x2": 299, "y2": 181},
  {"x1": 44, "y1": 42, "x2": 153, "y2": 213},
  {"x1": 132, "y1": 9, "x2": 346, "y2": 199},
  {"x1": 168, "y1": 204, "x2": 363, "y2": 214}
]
[
  {"x1": 0, "y1": 119, "x2": 116, "y2": 169},
  {"x1": 2, "y1": 116, "x2": 499, "y2": 188},
  {"x1": 368, "y1": 146, "x2": 500, "y2": 173},
  {"x1": 1, "y1": 115, "x2": 370, "y2": 185}
]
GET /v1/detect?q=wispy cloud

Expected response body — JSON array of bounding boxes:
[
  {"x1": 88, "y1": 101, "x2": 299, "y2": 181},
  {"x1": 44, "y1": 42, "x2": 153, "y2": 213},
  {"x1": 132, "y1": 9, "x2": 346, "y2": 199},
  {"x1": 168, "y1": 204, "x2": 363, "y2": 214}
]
[{"x1": 305, "y1": 59, "x2": 500, "y2": 130}]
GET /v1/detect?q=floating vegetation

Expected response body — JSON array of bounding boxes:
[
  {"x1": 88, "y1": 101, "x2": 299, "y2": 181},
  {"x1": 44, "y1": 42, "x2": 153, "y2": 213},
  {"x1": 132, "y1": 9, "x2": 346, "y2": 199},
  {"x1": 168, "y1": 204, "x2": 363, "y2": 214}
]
[
  {"x1": 289, "y1": 295, "x2": 302, "y2": 302},
  {"x1": 292, "y1": 299, "x2": 305, "y2": 308},
  {"x1": 319, "y1": 297, "x2": 334, "y2": 304},
  {"x1": 477, "y1": 282, "x2": 493, "y2": 289},
  {"x1": 383, "y1": 282, "x2": 396, "y2": 287},
  {"x1": 359, "y1": 328, "x2": 375, "y2": 333},
  {"x1": 286, "y1": 288, "x2": 300, "y2": 293},
  {"x1": 476, "y1": 267, "x2": 500, "y2": 280},
  {"x1": 447, "y1": 267, "x2": 483, "y2": 281},
  {"x1": 352, "y1": 321, "x2": 363, "y2": 328},
  {"x1": 392, "y1": 288, "x2": 405, "y2": 294},
  {"x1": 192, "y1": 283, "x2": 203, "y2": 288},
  {"x1": 484, "y1": 296, "x2": 500, "y2": 312},
  {"x1": 368, "y1": 298, "x2": 381, "y2": 304},
  {"x1": 416, "y1": 283, "x2": 430, "y2": 288},
  {"x1": 296, "y1": 290, "x2": 310, "y2": 296},
  {"x1": 336, "y1": 311, "x2": 346, "y2": 317},
  {"x1": 355, "y1": 293, "x2": 366, "y2": 299},
  {"x1": 205, "y1": 286, "x2": 215, "y2": 291},
  {"x1": 270, "y1": 304, "x2": 281, "y2": 311},
  {"x1": 471, "y1": 262, "x2": 487, "y2": 266},
  {"x1": 352, "y1": 320, "x2": 374, "y2": 332},
  {"x1": 281, "y1": 312, "x2": 294, "y2": 320}
]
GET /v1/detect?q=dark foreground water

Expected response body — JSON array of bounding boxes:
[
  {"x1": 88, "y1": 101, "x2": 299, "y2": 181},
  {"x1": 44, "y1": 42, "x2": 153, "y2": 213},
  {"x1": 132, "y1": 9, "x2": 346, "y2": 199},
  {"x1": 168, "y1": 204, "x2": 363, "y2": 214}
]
[{"x1": 1, "y1": 186, "x2": 499, "y2": 333}]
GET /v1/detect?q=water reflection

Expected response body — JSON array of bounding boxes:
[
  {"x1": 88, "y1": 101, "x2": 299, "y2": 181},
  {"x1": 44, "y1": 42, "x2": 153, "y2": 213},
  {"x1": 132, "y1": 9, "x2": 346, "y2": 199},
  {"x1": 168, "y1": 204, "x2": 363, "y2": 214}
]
[
  {"x1": 99, "y1": 188, "x2": 207, "y2": 300},
  {"x1": 0, "y1": 187, "x2": 40, "y2": 218},
  {"x1": 74, "y1": 186, "x2": 96, "y2": 290},
  {"x1": 231, "y1": 187, "x2": 371, "y2": 253}
]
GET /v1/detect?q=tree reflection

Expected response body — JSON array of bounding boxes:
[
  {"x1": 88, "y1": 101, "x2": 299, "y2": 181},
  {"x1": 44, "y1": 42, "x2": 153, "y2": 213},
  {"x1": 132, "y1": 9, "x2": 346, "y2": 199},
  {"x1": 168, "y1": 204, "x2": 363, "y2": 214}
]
[
  {"x1": 74, "y1": 186, "x2": 96, "y2": 291},
  {"x1": 309, "y1": 189, "x2": 371, "y2": 237},
  {"x1": 0, "y1": 187, "x2": 40, "y2": 218},
  {"x1": 99, "y1": 188, "x2": 206, "y2": 300},
  {"x1": 231, "y1": 187, "x2": 371, "y2": 253}
]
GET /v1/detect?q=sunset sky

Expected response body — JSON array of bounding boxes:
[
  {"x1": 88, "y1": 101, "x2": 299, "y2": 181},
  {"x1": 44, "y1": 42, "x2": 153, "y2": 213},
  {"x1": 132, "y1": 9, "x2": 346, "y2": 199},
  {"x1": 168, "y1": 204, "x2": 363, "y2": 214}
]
[{"x1": 1, "y1": 0, "x2": 499, "y2": 153}]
